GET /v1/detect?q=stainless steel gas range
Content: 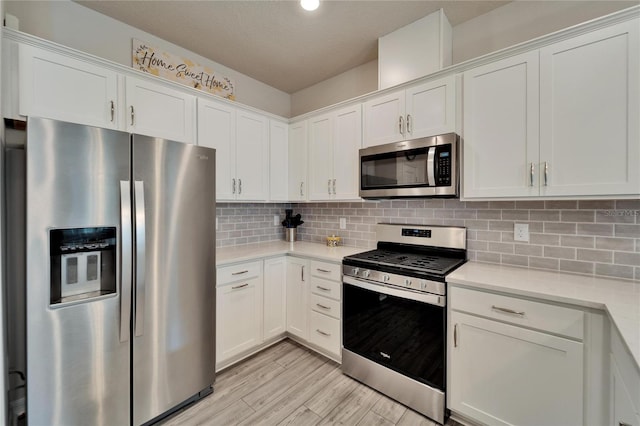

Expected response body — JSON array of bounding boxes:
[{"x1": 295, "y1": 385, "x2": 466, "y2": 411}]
[{"x1": 341, "y1": 223, "x2": 467, "y2": 425}]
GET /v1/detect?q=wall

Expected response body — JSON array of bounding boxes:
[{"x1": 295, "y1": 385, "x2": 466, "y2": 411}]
[
  {"x1": 217, "y1": 200, "x2": 640, "y2": 282},
  {"x1": 290, "y1": 1, "x2": 637, "y2": 116},
  {"x1": 3, "y1": 0, "x2": 291, "y2": 117}
]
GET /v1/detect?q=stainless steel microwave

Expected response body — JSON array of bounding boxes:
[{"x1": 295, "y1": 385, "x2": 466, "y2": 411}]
[{"x1": 359, "y1": 133, "x2": 459, "y2": 199}]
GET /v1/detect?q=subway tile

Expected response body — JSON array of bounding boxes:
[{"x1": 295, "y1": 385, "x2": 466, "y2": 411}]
[
  {"x1": 637, "y1": 239, "x2": 640, "y2": 252},
  {"x1": 391, "y1": 200, "x2": 407, "y2": 208},
  {"x1": 544, "y1": 246, "x2": 576, "y2": 259},
  {"x1": 424, "y1": 200, "x2": 445, "y2": 209},
  {"x1": 530, "y1": 233, "x2": 560, "y2": 246},
  {"x1": 577, "y1": 223, "x2": 614, "y2": 236},
  {"x1": 561, "y1": 235, "x2": 595, "y2": 248},
  {"x1": 561, "y1": 210, "x2": 595, "y2": 223},
  {"x1": 465, "y1": 220, "x2": 490, "y2": 230},
  {"x1": 434, "y1": 209, "x2": 455, "y2": 218},
  {"x1": 466, "y1": 201, "x2": 490, "y2": 209},
  {"x1": 577, "y1": 249, "x2": 613, "y2": 263},
  {"x1": 530, "y1": 210, "x2": 560, "y2": 222},
  {"x1": 416, "y1": 208, "x2": 436, "y2": 219},
  {"x1": 488, "y1": 242, "x2": 515, "y2": 254},
  {"x1": 579, "y1": 200, "x2": 615, "y2": 209},
  {"x1": 514, "y1": 244, "x2": 543, "y2": 256},
  {"x1": 529, "y1": 256, "x2": 559, "y2": 271},
  {"x1": 524, "y1": 221, "x2": 544, "y2": 233},
  {"x1": 468, "y1": 240, "x2": 488, "y2": 251},
  {"x1": 400, "y1": 209, "x2": 418, "y2": 218},
  {"x1": 502, "y1": 210, "x2": 530, "y2": 221},
  {"x1": 445, "y1": 199, "x2": 466, "y2": 209},
  {"x1": 560, "y1": 260, "x2": 594, "y2": 275},
  {"x1": 596, "y1": 210, "x2": 636, "y2": 224},
  {"x1": 455, "y1": 209, "x2": 477, "y2": 219},
  {"x1": 502, "y1": 254, "x2": 529, "y2": 267},
  {"x1": 502, "y1": 232, "x2": 514, "y2": 243},
  {"x1": 383, "y1": 209, "x2": 399, "y2": 217},
  {"x1": 477, "y1": 210, "x2": 502, "y2": 220},
  {"x1": 616, "y1": 200, "x2": 640, "y2": 210},
  {"x1": 515, "y1": 200, "x2": 545, "y2": 209},
  {"x1": 614, "y1": 252, "x2": 640, "y2": 266},
  {"x1": 406, "y1": 200, "x2": 425, "y2": 209},
  {"x1": 489, "y1": 201, "x2": 515, "y2": 209},
  {"x1": 595, "y1": 263, "x2": 635, "y2": 280},
  {"x1": 545, "y1": 200, "x2": 578, "y2": 209},
  {"x1": 467, "y1": 230, "x2": 477, "y2": 240},
  {"x1": 443, "y1": 219, "x2": 465, "y2": 227},
  {"x1": 615, "y1": 224, "x2": 640, "y2": 238},
  {"x1": 544, "y1": 222, "x2": 577, "y2": 234},
  {"x1": 489, "y1": 220, "x2": 515, "y2": 231},
  {"x1": 477, "y1": 252, "x2": 501, "y2": 264},
  {"x1": 476, "y1": 230, "x2": 502, "y2": 242},
  {"x1": 596, "y1": 237, "x2": 635, "y2": 251}
]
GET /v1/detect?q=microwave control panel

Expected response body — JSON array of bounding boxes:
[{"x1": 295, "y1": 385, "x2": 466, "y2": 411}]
[{"x1": 435, "y1": 145, "x2": 452, "y2": 186}]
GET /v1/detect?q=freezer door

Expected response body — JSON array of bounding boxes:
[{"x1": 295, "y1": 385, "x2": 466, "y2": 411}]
[
  {"x1": 132, "y1": 136, "x2": 215, "y2": 424},
  {"x1": 24, "y1": 117, "x2": 131, "y2": 425}
]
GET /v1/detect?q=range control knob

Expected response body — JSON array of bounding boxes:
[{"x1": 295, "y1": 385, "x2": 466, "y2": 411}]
[
  {"x1": 351, "y1": 267, "x2": 359, "y2": 275},
  {"x1": 362, "y1": 270, "x2": 371, "y2": 278},
  {"x1": 382, "y1": 274, "x2": 390, "y2": 282},
  {"x1": 404, "y1": 278, "x2": 412, "y2": 287}
]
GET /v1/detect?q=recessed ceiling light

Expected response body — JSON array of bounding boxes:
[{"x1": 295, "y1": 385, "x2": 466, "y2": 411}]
[{"x1": 301, "y1": 0, "x2": 319, "y2": 12}]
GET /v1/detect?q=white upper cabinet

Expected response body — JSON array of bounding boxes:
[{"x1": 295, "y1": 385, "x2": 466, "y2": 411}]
[
  {"x1": 235, "y1": 109, "x2": 270, "y2": 201},
  {"x1": 363, "y1": 75, "x2": 456, "y2": 147},
  {"x1": 463, "y1": 18, "x2": 639, "y2": 200},
  {"x1": 198, "y1": 100, "x2": 269, "y2": 201},
  {"x1": 462, "y1": 51, "x2": 540, "y2": 199},
  {"x1": 308, "y1": 104, "x2": 362, "y2": 201},
  {"x1": 269, "y1": 120, "x2": 289, "y2": 201},
  {"x1": 197, "y1": 97, "x2": 236, "y2": 200},
  {"x1": 539, "y1": 19, "x2": 640, "y2": 197},
  {"x1": 18, "y1": 44, "x2": 119, "y2": 129},
  {"x1": 288, "y1": 121, "x2": 308, "y2": 201},
  {"x1": 125, "y1": 76, "x2": 196, "y2": 143}
]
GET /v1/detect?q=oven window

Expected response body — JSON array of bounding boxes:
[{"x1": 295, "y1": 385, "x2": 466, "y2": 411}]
[
  {"x1": 343, "y1": 282, "x2": 445, "y2": 390},
  {"x1": 361, "y1": 148, "x2": 430, "y2": 189}
]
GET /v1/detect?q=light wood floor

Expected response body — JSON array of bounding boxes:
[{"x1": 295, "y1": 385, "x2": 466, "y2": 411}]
[{"x1": 161, "y1": 339, "x2": 452, "y2": 426}]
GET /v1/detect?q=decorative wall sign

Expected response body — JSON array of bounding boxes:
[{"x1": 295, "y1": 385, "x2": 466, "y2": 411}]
[{"x1": 132, "y1": 39, "x2": 235, "y2": 100}]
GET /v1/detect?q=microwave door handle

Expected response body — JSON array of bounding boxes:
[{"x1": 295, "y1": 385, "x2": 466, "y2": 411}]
[{"x1": 427, "y1": 147, "x2": 436, "y2": 186}]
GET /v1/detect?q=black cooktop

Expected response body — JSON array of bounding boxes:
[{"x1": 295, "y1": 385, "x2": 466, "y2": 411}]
[{"x1": 345, "y1": 249, "x2": 465, "y2": 275}]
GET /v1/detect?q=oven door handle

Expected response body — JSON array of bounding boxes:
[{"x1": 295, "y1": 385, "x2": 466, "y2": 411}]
[{"x1": 343, "y1": 276, "x2": 445, "y2": 307}]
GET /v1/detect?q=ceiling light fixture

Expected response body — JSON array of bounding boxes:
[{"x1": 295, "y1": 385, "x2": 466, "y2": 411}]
[{"x1": 300, "y1": 0, "x2": 319, "y2": 12}]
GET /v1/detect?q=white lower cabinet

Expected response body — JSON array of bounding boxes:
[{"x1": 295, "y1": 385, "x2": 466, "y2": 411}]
[
  {"x1": 263, "y1": 257, "x2": 286, "y2": 340},
  {"x1": 610, "y1": 323, "x2": 640, "y2": 426},
  {"x1": 216, "y1": 261, "x2": 264, "y2": 365},
  {"x1": 286, "y1": 257, "x2": 309, "y2": 340},
  {"x1": 308, "y1": 310, "x2": 340, "y2": 356},
  {"x1": 449, "y1": 286, "x2": 584, "y2": 426},
  {"x1": 307, "y1": 260, "x2": 342, "y2": 360}
]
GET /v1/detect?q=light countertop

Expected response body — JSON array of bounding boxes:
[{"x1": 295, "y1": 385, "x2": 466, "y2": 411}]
[
  {"x1": 216, "y1": 240, "x2": 366, "y2": 266},
  {"x1": 448, "y1": 262, "x2": 640, "y2": 370}
]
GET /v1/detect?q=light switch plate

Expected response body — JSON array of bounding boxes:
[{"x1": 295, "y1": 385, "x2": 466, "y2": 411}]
[
  {"x1": 339, "y1": 218, "x2": 347, "y2": 229},
  {"x1": 514, "y1": 223, "x2": 529, "y2": 242}
]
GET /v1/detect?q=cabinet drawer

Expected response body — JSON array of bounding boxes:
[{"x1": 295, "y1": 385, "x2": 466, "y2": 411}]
[
  {"x1": 217, "y1": 260, "x2": 262, "y2": 285},
  {"x1": 308, "y1": 310, "x2": 340, "y2": 356},
  {"x1": 450, "y1": 286, "x2": 584, "y2": 340},
  {"x1": 310, "y1": 276, "x2": 341, "y2": 301},
  {"x1": 310, "y1": 260, "x2": 341, "y2": 281},
  {"x1": 310, "y1": 293, "x2": 341, "y2": 320}
]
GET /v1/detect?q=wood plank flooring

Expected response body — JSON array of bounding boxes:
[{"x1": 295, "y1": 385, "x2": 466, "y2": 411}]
[{"x1": 161, "y1": 339, "x2": 454, "y2": 426}]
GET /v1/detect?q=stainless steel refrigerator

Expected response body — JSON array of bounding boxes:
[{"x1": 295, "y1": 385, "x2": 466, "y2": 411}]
[{"x1": 5, "y1": 117, "x2": 216, "y2": 425}]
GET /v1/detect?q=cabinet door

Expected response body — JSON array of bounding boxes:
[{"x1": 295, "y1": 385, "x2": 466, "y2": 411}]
[
  {"x1": 197, "y1": 98, "x2": 236, "y2": 200},
  {"x1": 263, "y1": 257, "x2": 286, "y2": 340},
  {"x1": 462, "y1": 51, "x2": 540, "y2": 198},
  {"x1": 235, "y1": 109, "x2": 269, "y2": 200},
  {"x1": 333, "y1": 105, "x2": 362, "y2": 200},
  {"x1": 449, "y1": 311, "x2": 583, "y2": 426},
  {"x1": 288, "y1": 121, "x2": 308, "y2": 201},
  {"x1": 611, "y1": 355, "x2": 640, "y2": 426},
  {"x1": 308, "y1": 113, "x2": 334, "y2": 201},
  {"x1": 363, "y1": 90, "x2": 405, "y2": 147},
  {"x1": 269, "y1": 120, "x2": 289, "y2": 201},
  {"x1": 405, "y1": 75, "x2": 456, "y2": 139},
  {"x1": 125, "y1": 76, "x2": 195, "y2": 143},
  {"x1": 216, "y1": 276, "x2": 263, "y2": 363},
  {"x1": 540, "y1": 20, "x2": 640, "y2": 197},
  {"x1": 19, "y1": 44, "x2": 119, "y2": 129},
  {"x1": 286, "y1": 257, "x2": 309, "y2": 340}
]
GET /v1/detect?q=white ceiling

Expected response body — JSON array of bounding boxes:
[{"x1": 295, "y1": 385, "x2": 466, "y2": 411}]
[{"x1": 74, "y1": 0, "x2": 510, "y2": 94}]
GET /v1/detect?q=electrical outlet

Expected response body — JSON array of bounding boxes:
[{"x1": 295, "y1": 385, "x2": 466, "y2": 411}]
[
  {"x1": 274, "y1": 215, "x2": 279, "y2": 226},
  {"x1": 339, "y1": 218, "x2": 346, "y2": 229},
  {"x1": 514, "y1": 223, "x2": 529, "y2": 242}
]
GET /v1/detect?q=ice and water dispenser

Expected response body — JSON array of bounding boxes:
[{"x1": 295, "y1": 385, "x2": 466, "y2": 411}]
[{"x1": 49, "y1": 227, "x2": 117, "y2": 305}]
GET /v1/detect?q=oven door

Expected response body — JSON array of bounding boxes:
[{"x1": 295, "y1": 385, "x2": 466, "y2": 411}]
[{"x1": 342, "y1": 276, "x2": 446, "y2": 391}]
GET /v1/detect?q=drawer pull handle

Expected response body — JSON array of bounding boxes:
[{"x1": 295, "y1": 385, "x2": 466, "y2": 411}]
[
  {"x1": 232, "y1": 270, "x2": 249, "y2": 275},
  {"x1": 231, "y1": 283, "x2": 249, "y2": 290},
  {"x1": 317, "y1": 286, "x2": 330, "y2": 291},
  {"x1": 316, "y1": 268, "x2": 331, "y2": 273},
  {"x1": 316, "y1": 329, "x2": 331, "y2": 337},
  {"x1": 492, "y1": 305, "x2": 525, "y2": 316},
  {"x1": 619, "y1": 422, "x2": 632, "y2": 426},
  {"x1": 316, "y1": 303, "x2": 330, "y2": 310}
]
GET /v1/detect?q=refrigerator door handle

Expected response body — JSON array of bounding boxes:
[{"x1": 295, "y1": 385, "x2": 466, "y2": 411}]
[
  {"x1": 134, "y1": 180, "x2": 146, "y2": 337},
  {"x1": 120, "y1": 181, "x2": 133, "y2": 343}
]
